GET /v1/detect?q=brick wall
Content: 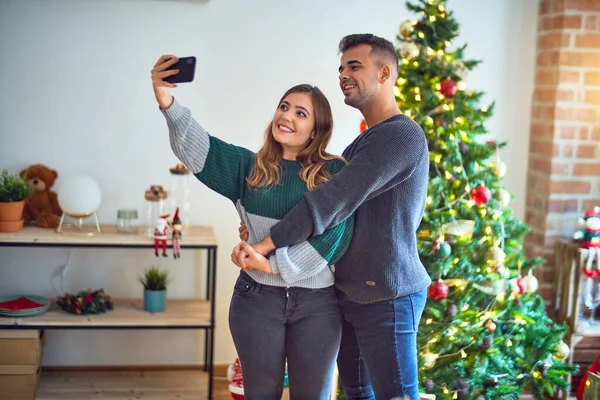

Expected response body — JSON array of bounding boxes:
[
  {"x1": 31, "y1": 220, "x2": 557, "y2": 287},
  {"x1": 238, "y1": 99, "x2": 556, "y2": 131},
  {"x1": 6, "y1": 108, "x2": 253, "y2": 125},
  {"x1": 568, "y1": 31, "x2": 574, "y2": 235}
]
[{"x1": 525, "y1": 0, "x2": 600, "y2": 301}]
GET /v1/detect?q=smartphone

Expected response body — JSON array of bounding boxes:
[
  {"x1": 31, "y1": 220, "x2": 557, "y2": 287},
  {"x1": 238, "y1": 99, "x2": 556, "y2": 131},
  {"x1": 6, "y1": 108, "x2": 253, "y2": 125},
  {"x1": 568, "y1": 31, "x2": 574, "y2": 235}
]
[{"x1": 164, "y1": 56, "x2": 196, "y2": 84}]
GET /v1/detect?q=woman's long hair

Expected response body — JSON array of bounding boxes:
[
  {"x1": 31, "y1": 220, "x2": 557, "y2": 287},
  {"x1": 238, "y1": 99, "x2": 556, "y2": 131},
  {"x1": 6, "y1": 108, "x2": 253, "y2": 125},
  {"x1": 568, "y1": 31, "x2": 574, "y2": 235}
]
[{"x1": 246, "y1": 84, "x2": 344, "y2": 191}]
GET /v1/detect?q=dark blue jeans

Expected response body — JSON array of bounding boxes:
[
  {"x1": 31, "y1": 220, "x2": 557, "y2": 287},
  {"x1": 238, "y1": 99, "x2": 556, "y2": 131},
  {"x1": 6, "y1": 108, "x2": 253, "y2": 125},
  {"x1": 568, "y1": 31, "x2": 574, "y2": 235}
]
[
  {"x1": 229, "y1": 271, "x2": 342, "y2": 400},
  {"x1": 337, "y1": 288, "x2": 427, "y2": 400}
]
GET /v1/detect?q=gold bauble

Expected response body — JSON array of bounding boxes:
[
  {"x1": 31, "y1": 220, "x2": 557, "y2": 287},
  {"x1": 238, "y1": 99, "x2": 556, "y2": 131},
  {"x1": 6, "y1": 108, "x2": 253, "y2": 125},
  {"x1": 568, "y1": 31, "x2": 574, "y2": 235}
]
[
  {"x1": 399, "y1": 42, "x2": 419, "y2": 60},
  {"x1": 399, "y1": 20, "x2": 414, "y2": 37}
]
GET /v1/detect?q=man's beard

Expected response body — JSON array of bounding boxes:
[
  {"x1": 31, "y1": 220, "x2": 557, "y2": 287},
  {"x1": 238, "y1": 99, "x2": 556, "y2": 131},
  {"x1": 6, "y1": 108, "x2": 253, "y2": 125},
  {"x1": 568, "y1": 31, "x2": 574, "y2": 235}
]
[{"x1": 344, "y1": 86, "x2": 374, "y2": 109}]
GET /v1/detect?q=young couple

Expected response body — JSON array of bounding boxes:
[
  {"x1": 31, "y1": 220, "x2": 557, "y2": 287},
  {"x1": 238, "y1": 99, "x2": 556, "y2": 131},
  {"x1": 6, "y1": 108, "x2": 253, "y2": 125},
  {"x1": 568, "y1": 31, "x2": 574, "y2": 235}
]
[{"x1": 152, "y1": 33, "x2": 431, "y2": 400}]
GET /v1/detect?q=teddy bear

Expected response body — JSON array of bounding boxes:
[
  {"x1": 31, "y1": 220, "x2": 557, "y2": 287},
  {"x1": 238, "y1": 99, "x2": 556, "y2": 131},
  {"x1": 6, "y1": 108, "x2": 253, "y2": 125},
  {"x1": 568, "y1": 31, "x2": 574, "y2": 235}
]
[{"x1": 20, "y1": 164, "x2": 63, "y2": 228}]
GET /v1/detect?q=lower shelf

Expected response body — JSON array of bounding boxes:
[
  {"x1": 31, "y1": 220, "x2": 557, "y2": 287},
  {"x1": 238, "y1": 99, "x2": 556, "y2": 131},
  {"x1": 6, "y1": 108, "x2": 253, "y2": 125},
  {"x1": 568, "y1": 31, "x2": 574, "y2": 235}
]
[
  {"x1": 36, "y1": 369, "x2": 224, "y2": 399},
  {"x1": 0, "y1": 299, "x2": 211, "y2": 329}
]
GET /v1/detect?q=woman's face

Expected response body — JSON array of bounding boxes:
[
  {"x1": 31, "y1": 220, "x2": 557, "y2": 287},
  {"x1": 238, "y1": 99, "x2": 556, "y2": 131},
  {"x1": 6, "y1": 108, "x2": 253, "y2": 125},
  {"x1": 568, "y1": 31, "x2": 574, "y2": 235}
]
[{"x1": 271, "y1": 92, "x2": 315, "y2": 159}]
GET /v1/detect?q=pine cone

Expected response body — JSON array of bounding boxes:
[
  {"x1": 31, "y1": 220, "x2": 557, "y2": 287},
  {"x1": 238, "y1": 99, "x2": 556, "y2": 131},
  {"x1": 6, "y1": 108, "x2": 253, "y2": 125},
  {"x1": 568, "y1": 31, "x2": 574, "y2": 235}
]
[
  {"x1": 537, "y1": 361, "x2": 549, "y2": 376},
  {"x1": 424, "y1": 378, "x2": 435, "y2": 392},
  {"x1": 481, "y1": 335, "x2": 493, "y2": 349},
  {"x1": 445, "y1": 304, "x2": 458, "y2": 318},
  {"x1": 513, "y1": 297, "x2": 522, "y2": 308},
  {"x1": 484, "y1": 377, "x2": 499, "y2": 388},
  {"x1": 453, "y1": 378, "x2": 469, "y2": 400}
]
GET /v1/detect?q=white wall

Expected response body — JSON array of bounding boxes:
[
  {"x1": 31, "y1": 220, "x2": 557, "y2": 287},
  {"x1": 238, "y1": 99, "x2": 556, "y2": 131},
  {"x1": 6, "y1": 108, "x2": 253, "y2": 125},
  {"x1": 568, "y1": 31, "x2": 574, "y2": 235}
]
[{"x1": 0, "y1": 0, "x2": 538, "y2": 366}]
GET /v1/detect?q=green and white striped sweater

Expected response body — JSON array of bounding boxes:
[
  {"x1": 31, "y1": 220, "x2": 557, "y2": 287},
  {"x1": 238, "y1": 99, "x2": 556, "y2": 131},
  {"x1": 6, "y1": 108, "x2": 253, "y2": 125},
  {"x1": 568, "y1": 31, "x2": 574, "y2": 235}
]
[{"x1": 161, "y1": 99, "x2": 353, "y2": 289}]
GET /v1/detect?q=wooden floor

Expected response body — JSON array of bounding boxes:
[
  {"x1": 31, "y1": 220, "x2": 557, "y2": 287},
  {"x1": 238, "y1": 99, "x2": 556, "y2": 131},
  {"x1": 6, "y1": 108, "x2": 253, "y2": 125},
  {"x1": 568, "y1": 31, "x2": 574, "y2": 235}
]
[{"x1": 36, "y1": 370, "x2": 232, "y2": 400}]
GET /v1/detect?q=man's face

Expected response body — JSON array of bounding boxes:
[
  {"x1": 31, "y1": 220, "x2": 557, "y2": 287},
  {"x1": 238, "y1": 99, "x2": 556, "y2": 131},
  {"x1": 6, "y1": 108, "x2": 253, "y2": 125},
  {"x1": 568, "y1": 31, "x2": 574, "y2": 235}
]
[{"x1": 338, "y1": 44, "x2": 380, "y2": 109}]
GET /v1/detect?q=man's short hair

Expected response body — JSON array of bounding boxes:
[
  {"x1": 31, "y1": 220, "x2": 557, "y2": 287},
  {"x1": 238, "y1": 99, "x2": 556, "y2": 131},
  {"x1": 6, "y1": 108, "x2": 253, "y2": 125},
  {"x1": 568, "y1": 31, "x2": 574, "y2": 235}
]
[{"x1": 338, "y1": 33, "x2": 399, "y2": 81}]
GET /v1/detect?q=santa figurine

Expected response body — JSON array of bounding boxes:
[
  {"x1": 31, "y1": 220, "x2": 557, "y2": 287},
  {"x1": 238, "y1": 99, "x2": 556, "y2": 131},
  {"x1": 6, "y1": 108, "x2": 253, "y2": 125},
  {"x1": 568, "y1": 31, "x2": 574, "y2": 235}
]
[
  {"x1": 574, "y1": 207, "x2": 600, "y2": 308},
  {"x1": 227, "y1": 358, "x2": 244, "y2": 400},
  {"x1": 172, "y1": 207, "x2": 182, "y2": 259},
  {"x1": 153, "y1": 212, "x2": 171, "y2": 257}
]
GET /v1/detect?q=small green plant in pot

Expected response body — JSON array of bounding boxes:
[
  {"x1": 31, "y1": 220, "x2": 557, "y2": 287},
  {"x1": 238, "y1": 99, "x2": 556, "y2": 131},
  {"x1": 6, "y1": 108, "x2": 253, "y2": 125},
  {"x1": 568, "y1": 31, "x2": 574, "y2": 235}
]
[
  {"x1": 139, "y1": 266, "x2": 170, "y2": 312},
  {"x1": 0, "y1": 169, "x2": 33, "y2": 232}
]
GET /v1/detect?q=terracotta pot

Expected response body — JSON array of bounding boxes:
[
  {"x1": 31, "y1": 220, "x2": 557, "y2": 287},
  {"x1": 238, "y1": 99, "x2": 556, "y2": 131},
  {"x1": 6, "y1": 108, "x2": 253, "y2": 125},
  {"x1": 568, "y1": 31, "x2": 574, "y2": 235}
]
[
  {"x1": 0, "y1": 201, "x2": 25, "y2": 231},
  {"x1": 0, "y1": 218, "x2": 24, "y2": 232}
]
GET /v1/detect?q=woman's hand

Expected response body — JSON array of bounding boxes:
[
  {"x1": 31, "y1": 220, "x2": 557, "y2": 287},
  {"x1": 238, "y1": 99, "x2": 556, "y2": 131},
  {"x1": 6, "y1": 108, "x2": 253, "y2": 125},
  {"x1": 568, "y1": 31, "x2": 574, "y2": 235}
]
[
  {"x1": 151, "y1": 55, "x2": 180, "y2": 109},
  {"x1": 231, "y1": 242, "x2": 272, "y2": 273}
]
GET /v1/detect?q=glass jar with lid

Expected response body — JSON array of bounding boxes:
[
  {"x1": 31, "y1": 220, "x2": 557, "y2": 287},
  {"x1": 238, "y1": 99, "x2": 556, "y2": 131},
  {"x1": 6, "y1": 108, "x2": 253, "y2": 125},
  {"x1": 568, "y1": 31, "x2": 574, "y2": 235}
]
[
  {"x1": 168, "y1": 163, "x2": 191, "y2": 231},
  {"x1": 116, "y1": 209, "x2": 139, "y2": 234}
]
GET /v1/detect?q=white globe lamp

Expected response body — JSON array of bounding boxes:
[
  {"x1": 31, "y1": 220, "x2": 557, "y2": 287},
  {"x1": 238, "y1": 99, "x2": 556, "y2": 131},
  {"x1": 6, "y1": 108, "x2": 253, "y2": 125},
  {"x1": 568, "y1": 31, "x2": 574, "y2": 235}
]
[{"x1": 56, "y1": 175, "x2": 102, "y2": 235}]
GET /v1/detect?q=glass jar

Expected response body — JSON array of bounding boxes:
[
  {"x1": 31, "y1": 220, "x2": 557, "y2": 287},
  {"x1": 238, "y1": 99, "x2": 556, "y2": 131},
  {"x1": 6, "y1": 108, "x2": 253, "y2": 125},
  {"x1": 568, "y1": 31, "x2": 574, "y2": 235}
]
[
  {"x1": 144, "y1": 185, "x2": 168, "y2": 237},
  {"x1": 116, "y1": 209, "x2": 139, "y2": 234},
  {"x1": 168, "y1": 163, "x2": 191, "y2": 231}
]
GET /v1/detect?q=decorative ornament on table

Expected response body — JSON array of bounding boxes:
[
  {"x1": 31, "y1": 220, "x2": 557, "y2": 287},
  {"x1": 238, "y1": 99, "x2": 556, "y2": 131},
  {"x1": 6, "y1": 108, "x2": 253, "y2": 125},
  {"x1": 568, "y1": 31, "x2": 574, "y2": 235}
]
[
  {"x1": 470, "y1": 184, "x2": 492, "y2": 206},
  {"x1": 429, "y1": 280, "x2": 449, "y2": 300},
  {"x1": 440, "y1": 78, "x2": 458, "y2": 98},
  {"x1": 57, "y1": 288, "x2": 113, "y2": 315},
  {"x1": 171, "y1": 207, "x2": 182, "y2": 259},
  {"x1": 154, "y1": 212, "x2": 171, "y2": 257},
  {"x1": 399, "y1": 41, "x2": 420, "y2": 60},
  {"x1": 574, "y1": 207, "x2": 600, "y2": 276},
  {"x1": 573, "y1": 207, "x2": 600, "y2": 309},
  {"x1": 168, "y1": 163, "x2": 191, "y2": 232},
  {"x1": 144, "y1": 185, "x2": 168, "y2": 237},
  {"x1": 399, "y1": 20, "x2": 414, "y2": 37}
]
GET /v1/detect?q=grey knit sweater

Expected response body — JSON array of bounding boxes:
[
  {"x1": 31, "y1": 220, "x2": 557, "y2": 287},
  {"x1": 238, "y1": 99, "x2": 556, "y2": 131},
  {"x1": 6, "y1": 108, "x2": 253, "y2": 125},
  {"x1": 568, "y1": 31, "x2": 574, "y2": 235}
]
[{"x1": 270, "y1": 113, "x2": 432, "y2": 303}]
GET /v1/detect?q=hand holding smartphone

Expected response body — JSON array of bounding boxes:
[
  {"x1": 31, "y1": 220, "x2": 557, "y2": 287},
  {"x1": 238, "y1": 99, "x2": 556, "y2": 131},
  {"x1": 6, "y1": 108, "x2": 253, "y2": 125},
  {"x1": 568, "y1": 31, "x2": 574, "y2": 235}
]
[
  {"x1": 163, "y1": 56, "x2": 196, "y2": 84},
  {"x1": 151, "y1": 55, "x2": 196, "y2": 109}
]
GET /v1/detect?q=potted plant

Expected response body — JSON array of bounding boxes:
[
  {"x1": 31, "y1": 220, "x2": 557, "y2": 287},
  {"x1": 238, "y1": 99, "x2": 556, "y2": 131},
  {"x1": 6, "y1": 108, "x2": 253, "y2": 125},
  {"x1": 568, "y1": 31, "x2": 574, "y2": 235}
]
[
  {"x1": 139, "y1": 266, "x2": 170, "y2": 312},
  {"x1": 0, "y1": 169, "x2": 33, "y2": 232}
]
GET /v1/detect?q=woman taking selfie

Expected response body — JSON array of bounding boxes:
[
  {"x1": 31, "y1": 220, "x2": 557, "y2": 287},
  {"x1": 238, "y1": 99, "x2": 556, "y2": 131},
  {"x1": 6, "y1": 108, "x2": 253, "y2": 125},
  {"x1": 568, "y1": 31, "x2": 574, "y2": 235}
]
[{"x1": 151, "y1": 55, "x2": 353, "y2": 399}]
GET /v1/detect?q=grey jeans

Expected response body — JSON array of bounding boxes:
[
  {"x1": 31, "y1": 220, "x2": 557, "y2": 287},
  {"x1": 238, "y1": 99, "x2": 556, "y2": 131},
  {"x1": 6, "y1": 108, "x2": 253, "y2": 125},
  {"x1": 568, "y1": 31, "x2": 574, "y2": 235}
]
[{"x1": 229, "y1": 271, "x2": 342, "y2": 400}]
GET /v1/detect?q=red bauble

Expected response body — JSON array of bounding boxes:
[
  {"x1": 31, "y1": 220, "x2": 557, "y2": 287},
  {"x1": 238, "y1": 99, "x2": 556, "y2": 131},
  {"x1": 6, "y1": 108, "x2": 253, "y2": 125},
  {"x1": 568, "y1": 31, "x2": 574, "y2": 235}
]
[
  {"x1": 440, "y1": 78, "x2": 458, "y2": 97},
  {"x1": 471, "y1": 185, "x2": 491, "y2": 205},
  {"x1": 516, "y1": 277, "x2": 527, "y2": 294},
  {"x1": 429, "y1": 281, "x2": 449, "y2": 300},
  {"x1": 359, "y1": 119, "x2": 368, "y2": 133}
]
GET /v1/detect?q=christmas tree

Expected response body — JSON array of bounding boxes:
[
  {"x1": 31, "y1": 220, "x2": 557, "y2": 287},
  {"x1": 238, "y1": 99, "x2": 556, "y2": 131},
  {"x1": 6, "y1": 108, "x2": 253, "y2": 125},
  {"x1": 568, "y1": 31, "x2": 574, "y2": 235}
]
[{"x1": 389, "y1": 0, "x2": 579, "y2": 398}]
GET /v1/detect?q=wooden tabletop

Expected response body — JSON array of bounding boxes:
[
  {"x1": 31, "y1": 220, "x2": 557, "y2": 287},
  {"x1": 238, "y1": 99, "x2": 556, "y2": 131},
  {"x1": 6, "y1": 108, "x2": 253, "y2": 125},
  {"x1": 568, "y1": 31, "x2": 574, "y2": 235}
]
[{"x1": 0, "y1": 225, "x2": 218, "y2": 248}]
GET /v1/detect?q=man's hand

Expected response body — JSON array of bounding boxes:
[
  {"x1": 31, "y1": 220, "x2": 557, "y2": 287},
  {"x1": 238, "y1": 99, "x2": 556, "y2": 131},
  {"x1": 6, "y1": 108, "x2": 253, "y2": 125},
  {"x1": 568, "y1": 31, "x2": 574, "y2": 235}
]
[
  {"x1": 251, "y1": 236, "x2": 276, "y2": 257},
  {"x1": 231, "y1": 242, "x2": 272, "y2": 273}
]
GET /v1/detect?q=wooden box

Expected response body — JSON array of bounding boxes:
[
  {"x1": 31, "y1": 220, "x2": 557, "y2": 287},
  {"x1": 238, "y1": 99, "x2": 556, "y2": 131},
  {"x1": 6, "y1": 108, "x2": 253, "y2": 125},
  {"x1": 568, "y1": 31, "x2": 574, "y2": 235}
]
[{"x1": 0, "y1": 330, "x2": 44, "y2": 399}]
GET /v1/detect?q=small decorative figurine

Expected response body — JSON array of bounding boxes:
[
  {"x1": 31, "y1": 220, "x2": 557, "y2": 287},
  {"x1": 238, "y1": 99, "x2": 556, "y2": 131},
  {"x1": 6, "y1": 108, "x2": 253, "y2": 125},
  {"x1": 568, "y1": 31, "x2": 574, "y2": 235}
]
[
  {"x1": 172, "y1": 207, "x2": 182, "y2": 259},
  {"x1": 574, "y1": 207, "x2": 600, "y2": 276},
  {"x1": 574, "y1": 206, "x2": 600, "y2": 309},
  {"x1": 154, "y1": 212, "x2": 171, "y2": 257}
]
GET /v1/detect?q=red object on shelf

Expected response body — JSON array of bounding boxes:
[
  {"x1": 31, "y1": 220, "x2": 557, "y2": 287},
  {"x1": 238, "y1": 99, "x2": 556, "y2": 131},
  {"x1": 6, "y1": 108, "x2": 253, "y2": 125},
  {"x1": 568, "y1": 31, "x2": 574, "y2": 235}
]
[
  {"x1": 0, "y1": 296, "x2": 44, "y2": 311},
  {"x1": 577, "y1": 353, "x2": 600, "y2": 400}
]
